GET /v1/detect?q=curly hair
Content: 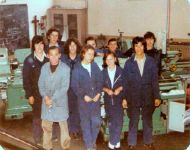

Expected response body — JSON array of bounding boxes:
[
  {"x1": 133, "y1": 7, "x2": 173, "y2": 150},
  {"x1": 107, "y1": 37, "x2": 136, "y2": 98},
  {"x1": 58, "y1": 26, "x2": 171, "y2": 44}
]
[{"x1": 63, "y1": 38, "x2": 82, "y2": 56}]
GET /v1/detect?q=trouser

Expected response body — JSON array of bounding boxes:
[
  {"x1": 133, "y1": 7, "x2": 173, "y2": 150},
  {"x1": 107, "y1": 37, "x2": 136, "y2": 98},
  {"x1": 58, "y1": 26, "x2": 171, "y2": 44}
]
[
  {"x1": 127, "y1": 106, "x2": 154, "y2": 146},
  {"x1": 80, "y1": 110, "x2": 101, "y2": 149},
  {"x1": 42, "y1": 120, "x2": 71, "y2": 150},
  {"x1": 31, "y1": 100, "x2": 42, "y2": 143},
  {"x1": 108, "y1": 110, "x2": 123, "y2": 145},
  {"x1": 68, "y1": 90, "x2": 80, "y2": 134}
]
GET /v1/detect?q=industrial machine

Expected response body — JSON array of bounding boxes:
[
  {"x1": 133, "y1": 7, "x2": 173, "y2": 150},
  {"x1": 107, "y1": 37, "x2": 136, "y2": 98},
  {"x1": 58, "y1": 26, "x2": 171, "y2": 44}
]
[
  {"x1": 95, "y1": 52, "x2": 190, "y2": 141},
  {"x1": 0, "y1": 48, "x2": 32, "y2": 120}
]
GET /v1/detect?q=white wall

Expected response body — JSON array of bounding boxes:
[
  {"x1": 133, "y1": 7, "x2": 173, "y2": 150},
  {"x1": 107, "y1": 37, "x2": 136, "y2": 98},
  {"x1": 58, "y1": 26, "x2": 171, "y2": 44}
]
[
  {"x1": 88, "y1": 0, "x2": 167, "y2": 37},
  {"x1": 0, "y1": 0, "x2": 53, "y2": 40},
  {"x1": 170, "y1": 0, "x2": 190, "y2": 39},
  {"x1": 88, "y1": 0, "x2": 190, "y2": 39}
]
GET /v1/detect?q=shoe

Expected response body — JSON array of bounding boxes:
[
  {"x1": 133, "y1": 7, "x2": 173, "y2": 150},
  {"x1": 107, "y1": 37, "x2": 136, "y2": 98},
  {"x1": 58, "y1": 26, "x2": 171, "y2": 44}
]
[
  {"x1": 144, "y1": 144, "x2": 155, "y2": 150},
  {"x1": 128, "y1": 145, "x2": 135, "y2": 149}
]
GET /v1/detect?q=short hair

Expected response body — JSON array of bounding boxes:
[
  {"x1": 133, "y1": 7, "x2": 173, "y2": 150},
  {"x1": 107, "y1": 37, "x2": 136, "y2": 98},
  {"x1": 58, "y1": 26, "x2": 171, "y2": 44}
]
[
  {"x1": 85, "y1": 36, "x2": 96, "y2": 45},
  {"x1": 80, "y1": 45, "x2": 95, "y2": 60},
  {"x1": 144, "y1": 31, "x2": 156, "y2": 43},
  {"x1": 46, "y1": 28, "x2": 60, "y2": 40},
  {"x1": 102, "y1": 51, "x2": 120, "y2": 68},
  {"x1": 47, "y1": 46, "x2": 61, "y2": 54},
  {"x1": 108, "y1": 38, "x2": 117, "y2": 45},
  {"x1": 31, "y1": 35, "x2": 44, "y2": 52},
  {"x1": 64, "y1": 38, "x2": 82, "y2": 56},
  {"x1": 132, "y1": 36, "x2": 146, "y2": 51}
]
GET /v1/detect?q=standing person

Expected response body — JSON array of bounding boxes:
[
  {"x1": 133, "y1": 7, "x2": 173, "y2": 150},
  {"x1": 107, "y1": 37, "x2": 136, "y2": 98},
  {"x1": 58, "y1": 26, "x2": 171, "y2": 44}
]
[
  {"x1": 45, "y1": 28, "x2": 64, "y2": 54},
  {"x1": 61, "y1": 38, "x2": 81, "y2": 139},
  {"x1": 71, "y1": 45, "x2": 103, "y2": 150},
  {"x1": 107, "y1": 38, "x2": 125, "y2": 58},
  {"x1": 38, "y1": 46, "x2": 71, "y2": 150},
  {"x1": 23, "y1": 35, "x2": 48, "y2": 145},
  {"x1": 85, "y1": 36, "x2": 106, "y2": 57},
  {"x1": 123, "y1": 37, "x2": 161, "y2": 150},
  {"x1": 144, "y1": 31, "x2": 161, "y2": 74},
  {"x1": 102, "y1": 52, "x2": 124, "y2": 150}
]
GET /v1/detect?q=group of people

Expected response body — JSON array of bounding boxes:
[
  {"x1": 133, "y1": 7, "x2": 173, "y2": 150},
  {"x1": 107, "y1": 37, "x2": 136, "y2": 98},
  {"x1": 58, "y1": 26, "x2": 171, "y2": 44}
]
[{"x1": 23, "y1": 28, "x2": 161, "y2": 150}]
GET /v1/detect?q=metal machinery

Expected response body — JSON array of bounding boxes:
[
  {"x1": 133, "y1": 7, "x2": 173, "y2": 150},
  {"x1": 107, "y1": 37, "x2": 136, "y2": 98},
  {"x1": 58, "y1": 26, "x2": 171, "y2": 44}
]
[
  {"x1": 0, "y1": 48, "x2": 32, "y2": 120},
  {"x1": 95, "y1": 49, "x2": 190, "y2": 141}
]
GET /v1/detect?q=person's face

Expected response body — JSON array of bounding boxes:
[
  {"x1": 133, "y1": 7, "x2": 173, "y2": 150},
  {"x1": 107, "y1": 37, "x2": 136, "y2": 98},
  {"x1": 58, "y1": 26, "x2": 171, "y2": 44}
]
[
  {"x1": 34, "y1": 41, "x2": 44, "y2": 54},
  {"x1": 108, "y1": 41, "x2": 117, "y2": 52},
  {"x1": 48, "y1": 48, "x2": 61, "y2": 65},
  {"x1": 106, "y1": 54, "x2": 116, "y2": 67},
  {"x1": 69, "y1": 41, "x2": 77, "y2": 54},
  {"x1": 87, "y1": 40, "x2": 96, "y2": 49},
  {"x1": 146, "y1": 38, "x2": 154, "y2": 49},
  {"x1": 48, "y1": 31, "x2": 59, "y2": 44},
  {"x1": 83, "y1": 48, "x2": 95, "y2": 64},
  {"x1": 134, "y1": 42, "x2": 144, "y2": 56}
]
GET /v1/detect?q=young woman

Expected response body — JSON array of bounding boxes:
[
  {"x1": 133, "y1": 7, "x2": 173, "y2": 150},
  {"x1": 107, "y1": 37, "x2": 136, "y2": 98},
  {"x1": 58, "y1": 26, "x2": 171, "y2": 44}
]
[
  {"x1": 23, "y1": 35, "x2": 49, "y2": 145},
  {"x1": 61, "y1": 38, "x2": 81, "y2": 139},
  {"x1": 102, "y1": 52, "x2": 124, "y2": 150},
  {"x1": 71, "y1": 45, "x2": 103, "y2": 150}
]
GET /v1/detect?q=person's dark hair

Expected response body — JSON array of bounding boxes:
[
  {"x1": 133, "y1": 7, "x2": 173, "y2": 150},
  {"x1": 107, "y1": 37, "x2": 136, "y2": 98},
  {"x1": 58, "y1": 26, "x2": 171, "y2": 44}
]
[
  {"x1": 64, "y1": 38, "x2": 81, "y2": 56},
  {"x1": 144, "y1": 31, "x2": 156, "y2": 43},
  {"x1": 47, "y1": 46, "x2": 61, "y2": 54},
  {"x1": 46, "y1": 28, "x2": 60, "y2": 41},
  {"x1": 31, "y1": 35, "x2": 44, "y2": 52},
  {"x1": 85, "y1": 36, "x2": 97, "y2": 45},
  {"x1": 108, "y1": 38, "x2": 117, "y2": 45},
  {"x1": 132, "y1": 36, "x2": 146, "y2": 52},
  {"x1": 80, "y1": 45, "x2": 95, "y2": 60},
  {"x1": 102, "y1": 51, "x2": 120, "y2": 68}
]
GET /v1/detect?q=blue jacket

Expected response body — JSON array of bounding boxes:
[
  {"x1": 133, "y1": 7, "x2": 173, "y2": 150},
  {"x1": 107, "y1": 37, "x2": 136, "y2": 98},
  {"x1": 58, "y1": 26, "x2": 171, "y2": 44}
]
[
  {"x1": 38, "y1": 61, "x2": 70, "y2": 122},
  {"x1": 102, "y1": 66, "x2": 124, "y2": 115},
  {"x1": 123, "y1": 54, "x2": 160, "y2": 107},
  {"x1": 71, "y1": 62, "x2": 103, "y2": 114}
]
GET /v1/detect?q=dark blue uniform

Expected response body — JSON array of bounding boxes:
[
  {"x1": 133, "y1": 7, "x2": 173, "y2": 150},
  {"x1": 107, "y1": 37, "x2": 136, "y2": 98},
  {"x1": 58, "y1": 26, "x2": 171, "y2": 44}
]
[
  {"x1": 23, "y1": 53, "x2": 49, "y2": 143},
  {"x1": 71, "y1": 62, "x2": 103, "y2": 149},
  {"x1": 61, "y1": 54, "x2": 81, "y2": 134},
  {"x1": 123, "y1": 55, "x2": 160, "y2": 146},
  {"x1": 102, "y1": 66, "x2": 124, "y2": 146}
]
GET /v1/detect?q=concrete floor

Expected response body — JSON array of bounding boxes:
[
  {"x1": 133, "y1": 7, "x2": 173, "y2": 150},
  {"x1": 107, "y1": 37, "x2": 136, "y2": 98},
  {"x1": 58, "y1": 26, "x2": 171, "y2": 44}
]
[{"x1": 0, "y1": 113, "x2": 190, "y2": 150}]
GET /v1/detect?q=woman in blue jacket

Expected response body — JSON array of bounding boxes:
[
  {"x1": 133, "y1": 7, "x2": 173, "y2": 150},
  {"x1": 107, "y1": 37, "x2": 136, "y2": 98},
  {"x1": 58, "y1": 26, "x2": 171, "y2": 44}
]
[
  {"x1": 61, "y1": 38, "x2": 81, "y2": 139},
  {"x1": 102, "y1": 52, "x2": 124, "y2": 150},
  {"x1": 71, "y1": 45, "x2": 103, "y2": 150}
]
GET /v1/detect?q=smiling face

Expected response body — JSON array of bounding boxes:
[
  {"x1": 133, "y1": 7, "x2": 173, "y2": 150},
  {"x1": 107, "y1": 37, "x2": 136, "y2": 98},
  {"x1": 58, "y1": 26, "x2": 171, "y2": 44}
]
[
  {"x1": 69, "y1": 41, "x2": 77, "y2": 55},
  {"x1": 108, "y1": 41, "x2": 118, "y2": 53},
  {"x1": 48, "y1": 48, "x2": 61, "y2": 65},
  {"x1": 146, "y1": 38, "x2": 154, "y2": 50},
  {"x1": 34, "y1": 41, "x2": 44, "y2": 54},
  {"x1": 106, "y1": 54, "x2": 116, "y2": 68},
  {"x1": 48, "y1": 31, "x2": 59, "y2": 45},
  {"x1": 82, "y1": 48, "x2": 95, "y2": 64},
  {"x1": 134, "y1": 42, "x2": 144, "y2": 56}
]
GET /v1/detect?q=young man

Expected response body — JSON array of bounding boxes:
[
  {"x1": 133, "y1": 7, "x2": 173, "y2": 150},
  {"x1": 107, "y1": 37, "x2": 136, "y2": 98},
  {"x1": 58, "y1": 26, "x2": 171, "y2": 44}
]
[
  {"x1": 23, "y1": 35, "x2": 49, "y2": 145},
  {"x1": 45, "y1": 28, "x2": 64, "y2": 54},
  {"x1": 85, "y1": 36, "x2": 106, "y2": 57},
  {"x1": 123, "y1": 37, "x2": 161, "y2": 150},
  {"x1": 38, "y1": 46, "x2": 70, "y2": 150},
  {"x1": 144, "y1": 31, "x2": 161, "y2": 74},
  {"x1": 107, "y1": 38, "x2": 125, "y2": 58}
]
